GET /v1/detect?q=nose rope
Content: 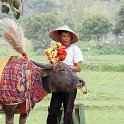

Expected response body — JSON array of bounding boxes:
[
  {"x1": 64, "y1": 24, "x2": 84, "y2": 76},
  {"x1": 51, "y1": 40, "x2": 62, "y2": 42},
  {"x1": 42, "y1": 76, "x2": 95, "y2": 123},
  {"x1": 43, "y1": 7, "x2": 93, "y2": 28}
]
[
  {"x1": 53, "y1": 62, "x2": 56, "y2": 70},
  {"x1": 80, "y1": 84, "x2": 87, "y2": 94}
]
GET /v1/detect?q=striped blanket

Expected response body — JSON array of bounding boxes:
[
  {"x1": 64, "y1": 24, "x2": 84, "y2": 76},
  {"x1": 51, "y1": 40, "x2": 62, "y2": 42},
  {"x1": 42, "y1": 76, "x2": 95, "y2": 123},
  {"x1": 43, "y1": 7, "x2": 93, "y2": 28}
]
[
  {"x1": 0, "y1": 56, "x2": 48, "y2": 114},
  {"x1": 0, "y1": 56, "x2": 10, "y2": 81}
]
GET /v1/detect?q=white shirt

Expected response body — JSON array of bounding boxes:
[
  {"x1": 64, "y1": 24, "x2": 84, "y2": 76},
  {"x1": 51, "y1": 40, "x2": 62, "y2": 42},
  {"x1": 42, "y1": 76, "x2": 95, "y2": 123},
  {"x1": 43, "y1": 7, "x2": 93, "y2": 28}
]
[{"x1": 62, "y1": 44, "x2": 84, "y2": 66}]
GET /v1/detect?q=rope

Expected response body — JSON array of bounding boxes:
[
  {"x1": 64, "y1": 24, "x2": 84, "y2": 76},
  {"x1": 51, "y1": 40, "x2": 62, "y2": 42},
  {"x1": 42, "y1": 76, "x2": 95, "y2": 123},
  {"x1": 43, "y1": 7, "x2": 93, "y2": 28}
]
[{"x1": 80, "y1": 84, "x2": 87, "y2": 94}]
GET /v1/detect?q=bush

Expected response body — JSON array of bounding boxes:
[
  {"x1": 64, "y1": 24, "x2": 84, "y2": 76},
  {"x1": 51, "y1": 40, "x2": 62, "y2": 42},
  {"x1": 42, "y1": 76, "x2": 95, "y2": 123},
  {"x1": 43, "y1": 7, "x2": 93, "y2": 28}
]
[
  {"x1": 92, "y1": 45, "x2": 124, "y2": 55},
  {"x1": 82, "y1": 63, "x2": 124, "y2": 72}
]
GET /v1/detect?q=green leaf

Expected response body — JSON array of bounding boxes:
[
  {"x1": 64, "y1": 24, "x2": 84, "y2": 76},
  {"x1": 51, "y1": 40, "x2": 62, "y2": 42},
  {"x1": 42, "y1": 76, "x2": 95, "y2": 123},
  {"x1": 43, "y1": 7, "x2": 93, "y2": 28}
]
[
  {"x1": 14, "y1": 11, "x2": 20, "y2": 20},
  {"x1": 2, "y1": 5, "x2": 10, "y2": 14},
  {"x1": 11, "y1": 7, "x2": 20, "y2": 20},
  {"x1": 1, "y1": 0, "x2": 9, "y2": 2}
]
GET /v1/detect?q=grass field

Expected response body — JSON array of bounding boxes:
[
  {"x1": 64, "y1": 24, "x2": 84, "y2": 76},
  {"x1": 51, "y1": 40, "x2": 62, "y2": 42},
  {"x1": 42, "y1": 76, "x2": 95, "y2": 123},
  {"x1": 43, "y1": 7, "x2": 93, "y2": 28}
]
[
  {"x1": 0, "y1": 70, "x2": 124, "y2": 124},
  {"x1": 0, "y1": 39, "x2": 124, "y2": 124}
]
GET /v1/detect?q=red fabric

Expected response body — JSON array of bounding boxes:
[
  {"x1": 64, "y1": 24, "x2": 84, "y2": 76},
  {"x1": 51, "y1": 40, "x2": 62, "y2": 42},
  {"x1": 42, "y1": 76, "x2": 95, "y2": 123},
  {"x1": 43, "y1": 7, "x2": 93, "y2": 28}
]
[
  {"x1": 22, "y1": 52, "x2": 28, "y2": 59},
  {"x1": 0, "y1": 56, "x2": 48, "y2": 114}
]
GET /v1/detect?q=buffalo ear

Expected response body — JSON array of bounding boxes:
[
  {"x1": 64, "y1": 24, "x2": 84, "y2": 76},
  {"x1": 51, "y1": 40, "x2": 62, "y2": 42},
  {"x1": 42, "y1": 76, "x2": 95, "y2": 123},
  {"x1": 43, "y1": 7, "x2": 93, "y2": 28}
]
[{"x1": 36, "y1": 67, "x2": 48, "y2": 77}]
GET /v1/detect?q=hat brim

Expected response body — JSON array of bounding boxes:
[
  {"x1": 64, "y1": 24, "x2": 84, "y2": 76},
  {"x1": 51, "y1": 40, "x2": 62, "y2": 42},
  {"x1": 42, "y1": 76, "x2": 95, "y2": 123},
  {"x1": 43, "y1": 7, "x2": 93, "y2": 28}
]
[{"x1": 49, "y1": 26, "x2": 78, "y2": 44}]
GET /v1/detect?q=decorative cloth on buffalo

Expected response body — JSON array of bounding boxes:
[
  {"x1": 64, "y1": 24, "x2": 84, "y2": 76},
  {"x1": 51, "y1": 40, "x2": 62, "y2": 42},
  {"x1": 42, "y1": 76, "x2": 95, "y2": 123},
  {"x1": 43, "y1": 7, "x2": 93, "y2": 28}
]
[
  {"x1": 0, "y1": 56, "x2": 48, "y2": 114},
  {"x1": 0, "y1": 56, "x2": 10, "y2": 81}
]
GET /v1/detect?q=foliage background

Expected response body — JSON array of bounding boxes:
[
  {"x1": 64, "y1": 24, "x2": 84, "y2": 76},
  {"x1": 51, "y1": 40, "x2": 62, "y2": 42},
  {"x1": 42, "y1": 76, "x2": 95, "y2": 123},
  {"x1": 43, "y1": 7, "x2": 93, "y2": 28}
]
[
  {"x1": 1, "y1": 0, "x2": 124, "y2": 49},
  {"x1": 0, "y1": 0, "x2": 124, "y2": 124}
]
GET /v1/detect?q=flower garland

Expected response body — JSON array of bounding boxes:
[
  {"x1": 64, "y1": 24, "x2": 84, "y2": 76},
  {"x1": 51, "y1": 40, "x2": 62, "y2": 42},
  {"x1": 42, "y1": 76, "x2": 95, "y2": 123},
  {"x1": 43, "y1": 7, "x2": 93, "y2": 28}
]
[{"x1": 45, "y1": 42, "x2": 67, "y2": 67}]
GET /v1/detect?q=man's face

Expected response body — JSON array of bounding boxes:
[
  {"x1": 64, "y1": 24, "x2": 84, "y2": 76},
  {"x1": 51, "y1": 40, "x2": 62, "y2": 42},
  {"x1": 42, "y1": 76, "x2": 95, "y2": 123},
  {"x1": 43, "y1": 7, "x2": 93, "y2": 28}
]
[{"x1": 60, "y1": 32, "x2": 72, "y2": 47}]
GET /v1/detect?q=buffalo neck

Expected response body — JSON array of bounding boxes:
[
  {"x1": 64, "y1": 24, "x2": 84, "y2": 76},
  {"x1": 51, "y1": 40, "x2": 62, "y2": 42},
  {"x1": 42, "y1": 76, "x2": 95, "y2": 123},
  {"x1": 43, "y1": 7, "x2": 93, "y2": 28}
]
[{"x1": 42, "y1": 77, "x2": 51, "y2": 93}]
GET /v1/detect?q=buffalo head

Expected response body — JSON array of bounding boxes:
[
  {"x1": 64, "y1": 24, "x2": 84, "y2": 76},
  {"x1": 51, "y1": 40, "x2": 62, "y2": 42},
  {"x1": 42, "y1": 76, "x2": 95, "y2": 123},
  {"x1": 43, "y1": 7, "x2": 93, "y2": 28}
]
[{"x1": 31, "y1": 61, "x2": 86, "y2": 93}]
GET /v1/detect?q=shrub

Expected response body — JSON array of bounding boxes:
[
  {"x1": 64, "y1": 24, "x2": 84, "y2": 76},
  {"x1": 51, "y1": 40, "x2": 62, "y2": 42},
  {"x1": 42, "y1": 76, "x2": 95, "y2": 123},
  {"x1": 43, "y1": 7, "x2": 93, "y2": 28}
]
[
  {"x1": 92, "y1": 45, "x2": 124, "y2": 55},
  {"x1": 82, "y1": 63, "x2": 124, "y2": 72}
]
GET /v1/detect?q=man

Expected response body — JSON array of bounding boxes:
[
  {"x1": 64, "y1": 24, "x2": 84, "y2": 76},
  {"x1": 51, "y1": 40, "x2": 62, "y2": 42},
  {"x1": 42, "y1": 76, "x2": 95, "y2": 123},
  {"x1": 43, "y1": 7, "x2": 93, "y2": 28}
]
[{"x1": 47, "y1": 25, "x2": 84, "y2": 124}]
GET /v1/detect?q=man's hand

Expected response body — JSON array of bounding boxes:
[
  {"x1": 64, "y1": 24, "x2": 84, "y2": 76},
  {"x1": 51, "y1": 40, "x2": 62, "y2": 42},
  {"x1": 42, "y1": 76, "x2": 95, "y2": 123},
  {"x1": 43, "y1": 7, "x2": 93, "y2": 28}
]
[{"x1": 71, "y1": 61, "x2": 82, "y2": 72}]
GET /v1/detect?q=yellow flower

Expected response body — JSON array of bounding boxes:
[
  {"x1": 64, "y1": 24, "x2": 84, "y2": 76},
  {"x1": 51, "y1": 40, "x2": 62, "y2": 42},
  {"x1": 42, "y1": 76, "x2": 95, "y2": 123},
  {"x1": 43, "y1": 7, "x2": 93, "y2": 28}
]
[{"x1": 45, "y1": 42, "x2": 67, "y2": 63}]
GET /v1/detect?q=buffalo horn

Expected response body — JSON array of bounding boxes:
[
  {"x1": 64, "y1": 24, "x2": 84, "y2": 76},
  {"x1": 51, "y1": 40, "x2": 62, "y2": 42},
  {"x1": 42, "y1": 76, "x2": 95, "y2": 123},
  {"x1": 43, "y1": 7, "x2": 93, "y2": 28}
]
[{"x1": 31, "y1": 60, "x2": 54, "y2": 69}]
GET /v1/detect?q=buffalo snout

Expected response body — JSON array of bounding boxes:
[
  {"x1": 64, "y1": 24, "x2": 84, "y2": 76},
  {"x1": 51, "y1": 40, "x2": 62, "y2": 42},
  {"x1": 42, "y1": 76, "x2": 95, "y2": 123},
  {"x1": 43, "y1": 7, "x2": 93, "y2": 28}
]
[{"x1": 73, "y1": 78, "x2": 87, "y2": 94}]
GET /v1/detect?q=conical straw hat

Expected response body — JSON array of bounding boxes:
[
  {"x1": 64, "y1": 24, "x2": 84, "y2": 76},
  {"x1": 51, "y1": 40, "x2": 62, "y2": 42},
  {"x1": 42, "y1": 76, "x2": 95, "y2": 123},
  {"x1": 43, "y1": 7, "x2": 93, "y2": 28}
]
[{"x1": 49, "y1": 25, "x2": 78, "y2": 43}]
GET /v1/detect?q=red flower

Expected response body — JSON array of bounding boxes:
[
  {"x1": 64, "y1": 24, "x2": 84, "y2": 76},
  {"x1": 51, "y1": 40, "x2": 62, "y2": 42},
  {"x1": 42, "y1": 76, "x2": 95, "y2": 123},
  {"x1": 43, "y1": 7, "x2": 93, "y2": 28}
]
[{"x1": 45, "y1": 42, "x2": 67, "y2": 63}]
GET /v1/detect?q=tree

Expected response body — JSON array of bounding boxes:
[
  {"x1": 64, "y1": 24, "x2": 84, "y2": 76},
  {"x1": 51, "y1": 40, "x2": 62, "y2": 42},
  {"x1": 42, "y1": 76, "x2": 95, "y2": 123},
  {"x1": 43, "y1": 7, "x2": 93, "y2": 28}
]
[
  {"x1": 23, "y1": 0, "x2": 56, "y2": 14},
  {"x1": 113, "y1": 4, "x2": 124, "y2": 35},
  {"x1": 25, "y1": 13, "x2": 63, "y2": 49},
  {"x1": 0, "y1": 0, "x2": 21, "y2": 19},
  {"x1": 113, "y1": 23, "x2": 122, "y2": 36},
  {"x1": 79, "y1": 15, "x2": 112, "y2": 41}
]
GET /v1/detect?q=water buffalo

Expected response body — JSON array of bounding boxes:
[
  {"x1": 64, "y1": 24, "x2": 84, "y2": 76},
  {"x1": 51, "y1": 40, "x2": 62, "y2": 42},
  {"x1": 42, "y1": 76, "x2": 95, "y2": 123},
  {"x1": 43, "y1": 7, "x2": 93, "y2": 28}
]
[{"x1": 0, "y1": 56, "x2": 85, "y2": 124}]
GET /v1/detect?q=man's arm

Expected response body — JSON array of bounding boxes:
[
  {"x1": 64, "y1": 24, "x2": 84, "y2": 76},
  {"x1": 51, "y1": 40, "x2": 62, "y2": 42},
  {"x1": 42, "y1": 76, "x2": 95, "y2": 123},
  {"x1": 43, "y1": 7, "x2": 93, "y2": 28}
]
[{"x1": 71, "y1": 61, "x2": 82, "y2": 73}]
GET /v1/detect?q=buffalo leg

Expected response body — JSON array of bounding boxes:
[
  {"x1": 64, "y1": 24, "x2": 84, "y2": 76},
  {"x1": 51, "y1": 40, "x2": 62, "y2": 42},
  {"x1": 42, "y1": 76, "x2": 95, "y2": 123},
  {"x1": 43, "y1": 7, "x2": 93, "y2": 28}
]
[
  {"x1": 19, "y1": 113, "x2": 28, "y2": 124},
  {"x1": 5, "y1": 105, "x2": 17, "y2": 124}
]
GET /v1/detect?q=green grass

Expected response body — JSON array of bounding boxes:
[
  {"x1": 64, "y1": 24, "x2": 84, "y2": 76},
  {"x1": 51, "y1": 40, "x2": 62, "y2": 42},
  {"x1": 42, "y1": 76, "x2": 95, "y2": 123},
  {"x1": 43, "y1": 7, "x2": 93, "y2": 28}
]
[
  {"x1": 83, "y1": 54, "x2": 124, "y2": 65},
  {"x1": 0, "y1": 70, "x2": 124, "y2": 124},
  {"x1": 77, "y1": 71, "x2": 124, "y2": 106},
  {"x1": 85, "y1": 108, "x2": 124, "y2": 124},
  {"x1": 0, "y1": 39, "x2": 124, "y2": 124}
]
